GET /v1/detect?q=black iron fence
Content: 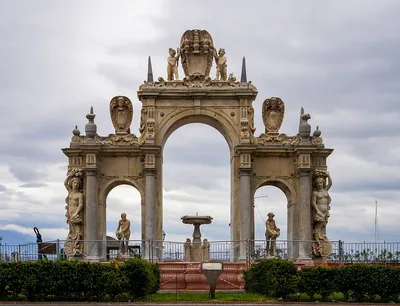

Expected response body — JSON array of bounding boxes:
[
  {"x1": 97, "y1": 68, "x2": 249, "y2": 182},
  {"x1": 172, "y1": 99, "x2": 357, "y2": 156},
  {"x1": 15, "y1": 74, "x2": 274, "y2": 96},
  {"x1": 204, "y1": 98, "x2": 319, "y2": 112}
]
[{"x1": 1, "y1": 239, "x2": 400, "y2": 263}]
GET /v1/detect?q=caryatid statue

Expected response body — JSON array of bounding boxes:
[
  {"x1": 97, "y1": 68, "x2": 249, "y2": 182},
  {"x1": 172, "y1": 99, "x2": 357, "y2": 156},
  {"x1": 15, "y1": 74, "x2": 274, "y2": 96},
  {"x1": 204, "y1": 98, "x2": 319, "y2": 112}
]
[
  {"x1": 116, "y1": 213, "x2": 131, "y2": 255},
  {"x1": 265, "y1": 212, "x2": 280, "y2": 257},
  {"x1": 312, "y1": 170, "x2": 333, "y2": 257},
  {"x1": 214, "y1": 48, "x2": 227, "y2": 81},
  {"x1": 64, "y1": 168, "x2": 84, "y2": 257},
  {"x1": 167, "y1": 47, "x2": 180, "y2": 81}
]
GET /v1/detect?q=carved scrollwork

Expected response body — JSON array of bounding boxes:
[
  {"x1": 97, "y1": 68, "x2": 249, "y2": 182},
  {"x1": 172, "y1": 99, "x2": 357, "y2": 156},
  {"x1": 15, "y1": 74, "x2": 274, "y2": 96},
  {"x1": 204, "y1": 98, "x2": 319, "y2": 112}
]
[
  {"x1": 262, "y1": 97, "x2": 285, "y2": 133},
  {"x1": 70, "y1": 135, "x2": 85, "y2": 144},
  {"x1": 110, "y1": 96, "x2": 133, "y2": 134},
  {"x1": 257, "y1": 133, "x2": 300, "y2": 146},
  {"x1": 97, "y1": 134, "x2": 138, "y2": 146},
  {"x1": 180, "y1": 29, "x2": 214, "y2": 79}
]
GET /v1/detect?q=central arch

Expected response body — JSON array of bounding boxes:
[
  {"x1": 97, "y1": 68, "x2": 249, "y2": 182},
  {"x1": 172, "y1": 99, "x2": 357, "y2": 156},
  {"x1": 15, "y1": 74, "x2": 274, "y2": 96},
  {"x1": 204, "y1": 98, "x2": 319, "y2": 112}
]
[
  {"x1": 157, "y1": 110, "x2": 238, "y2": 152},
  {"x1": 162, "y1": 123, "x2": 231, "y2": 243}
]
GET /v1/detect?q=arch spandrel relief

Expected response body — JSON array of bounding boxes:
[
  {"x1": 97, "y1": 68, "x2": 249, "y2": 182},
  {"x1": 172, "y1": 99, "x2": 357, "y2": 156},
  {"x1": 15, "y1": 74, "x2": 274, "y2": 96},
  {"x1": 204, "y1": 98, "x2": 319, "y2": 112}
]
[{"x1": 62, "y1": 29, "x2": 333, "y2": 262}]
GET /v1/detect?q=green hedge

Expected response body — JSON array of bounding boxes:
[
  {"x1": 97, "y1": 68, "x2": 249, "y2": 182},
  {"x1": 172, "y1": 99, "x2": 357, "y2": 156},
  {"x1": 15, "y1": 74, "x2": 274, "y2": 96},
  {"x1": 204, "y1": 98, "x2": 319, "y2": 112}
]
[
  {"x1": 0, "y1": 259, "x2": 159, "y2": 301},
  {"x1": 243, "y1": 259, "x2": 298, "y2": 298},
  {"x1": 245, "y1": 260, "x2": 400, "y2": 302}
]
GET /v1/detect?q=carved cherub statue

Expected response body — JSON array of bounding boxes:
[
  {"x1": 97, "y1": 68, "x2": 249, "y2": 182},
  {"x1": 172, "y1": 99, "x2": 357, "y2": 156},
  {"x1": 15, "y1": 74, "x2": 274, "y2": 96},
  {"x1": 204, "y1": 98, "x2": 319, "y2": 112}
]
[
  {"x1": 214, "y1": 48, "x2": 227, "y2": 81},
  {"x1": 167, "y1": 47, "x2": 180, "y2": 81},
  {"x1": 116, "y1": 213, "x2": 131, "y2": 255}
]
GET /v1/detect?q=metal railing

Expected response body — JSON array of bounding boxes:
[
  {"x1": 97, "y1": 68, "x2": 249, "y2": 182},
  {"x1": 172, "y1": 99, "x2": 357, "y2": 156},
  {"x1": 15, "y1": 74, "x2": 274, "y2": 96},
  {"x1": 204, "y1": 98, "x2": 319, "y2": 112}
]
[{"x1": 2, "y1": 239, "x2": 400, "y2": 263}]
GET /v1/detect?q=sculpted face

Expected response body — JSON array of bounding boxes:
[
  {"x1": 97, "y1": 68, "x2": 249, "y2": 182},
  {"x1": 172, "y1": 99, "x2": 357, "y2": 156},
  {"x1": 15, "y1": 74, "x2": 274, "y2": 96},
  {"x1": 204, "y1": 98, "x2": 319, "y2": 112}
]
[
  {"x1": 169, "y1": 49, "x2": 176, "y2": 57},
  {"x1": 121, "y1": 213, "x2": 126, "y2": 221},
  {"x1": 117, "y1": 98, "x2": 125, "y2": 107},
  {"x1": 316, "y1": 178, "x2": 325, "y2": 190},
  {"x1": 219, "y1": 48, "x2": 225, "y2": 56},
  {"x1": 71, "y1": 178, "x2": 81, "y2": 191}
]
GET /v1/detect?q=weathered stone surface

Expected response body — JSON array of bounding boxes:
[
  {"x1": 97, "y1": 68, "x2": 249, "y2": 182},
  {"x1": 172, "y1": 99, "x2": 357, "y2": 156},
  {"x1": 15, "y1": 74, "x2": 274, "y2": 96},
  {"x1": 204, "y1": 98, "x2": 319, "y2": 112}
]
[{"x1": 62, "y1": 29, "x2": 333, "y2": 263}]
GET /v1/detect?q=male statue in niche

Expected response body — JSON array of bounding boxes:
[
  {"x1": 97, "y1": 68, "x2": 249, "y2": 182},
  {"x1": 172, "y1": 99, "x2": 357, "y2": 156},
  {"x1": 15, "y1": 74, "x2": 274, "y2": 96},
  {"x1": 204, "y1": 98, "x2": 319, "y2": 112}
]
[
  {"x1": 265, "y1": 212, "x2": 280, "y2": 257},
  {"x1": 116, "y1": 213, "x2": 131, "y2": 255}
]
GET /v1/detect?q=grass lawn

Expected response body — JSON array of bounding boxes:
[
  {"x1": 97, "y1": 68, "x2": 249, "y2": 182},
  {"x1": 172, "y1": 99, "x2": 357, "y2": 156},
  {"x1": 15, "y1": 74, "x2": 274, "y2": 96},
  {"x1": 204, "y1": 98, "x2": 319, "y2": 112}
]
[{"x1": 141, "y1": 292, "x2": 271, "y2": 302}]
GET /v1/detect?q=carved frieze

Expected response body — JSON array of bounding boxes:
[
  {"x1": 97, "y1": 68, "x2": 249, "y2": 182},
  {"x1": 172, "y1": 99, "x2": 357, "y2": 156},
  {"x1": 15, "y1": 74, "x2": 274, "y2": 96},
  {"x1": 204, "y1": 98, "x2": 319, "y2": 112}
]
[
  {"x1": 97, "y1": 134, "x2": 138, "y2": 146},
  {"x1": 257, "y1": 133, "x2": 300, "y2": 146},
  {"x1": 262, "y1": 97, "x2": 285, "y2": 134},
  {"x1": 110, "y1": 96, "x2": 133, "y2": 134},
  {"x1": 139, "y1": 78, "x2": 257, "y2": 91}
]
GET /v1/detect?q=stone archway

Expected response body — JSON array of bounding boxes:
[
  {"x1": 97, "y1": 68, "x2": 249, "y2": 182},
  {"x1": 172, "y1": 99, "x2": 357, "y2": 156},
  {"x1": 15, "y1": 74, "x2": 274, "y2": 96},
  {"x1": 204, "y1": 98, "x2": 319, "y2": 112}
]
[
  {"x1": 252, "y1": 179, "x2": 298, "y2": 259},
  {"x1": 62, "y1": 29, "x2": 333, "y2": 262}
]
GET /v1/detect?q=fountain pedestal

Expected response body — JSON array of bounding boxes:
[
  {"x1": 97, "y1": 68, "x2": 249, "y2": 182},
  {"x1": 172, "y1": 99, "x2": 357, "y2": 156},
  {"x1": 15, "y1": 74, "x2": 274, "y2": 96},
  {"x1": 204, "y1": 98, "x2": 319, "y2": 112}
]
[{"x1": 181, "y1": 215, "x2": 213, "y2": 262}]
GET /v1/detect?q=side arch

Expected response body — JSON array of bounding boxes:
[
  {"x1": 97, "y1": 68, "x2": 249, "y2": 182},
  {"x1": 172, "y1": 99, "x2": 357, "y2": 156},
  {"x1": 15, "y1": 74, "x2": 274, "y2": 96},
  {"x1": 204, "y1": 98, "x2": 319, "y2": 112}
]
[
  {"x1": 252, "y1": 178, "x2": 298, "y2": 259},
  {"x1": 157, "y1": 108, "x2": 239, "y2": 152},
  {"x1": 253, "y1": 178, "x2": 297, "y2": 208},
  {"x1": 98, "y1": 177, "x2": 145, "y2": 251},
  {"x1": 99, "y1": 178, "x2": 145, "y2": 206}
]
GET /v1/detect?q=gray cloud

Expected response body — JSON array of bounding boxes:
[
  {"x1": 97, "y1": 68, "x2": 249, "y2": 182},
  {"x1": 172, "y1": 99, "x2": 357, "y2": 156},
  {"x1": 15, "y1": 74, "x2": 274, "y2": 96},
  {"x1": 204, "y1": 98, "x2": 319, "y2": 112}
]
[
  {"x1": 19, "y1": 182, "x2": 48, "y2": 188},
  {"x1": 0, "y1": 184, "x2": 6, "y2": 192}
]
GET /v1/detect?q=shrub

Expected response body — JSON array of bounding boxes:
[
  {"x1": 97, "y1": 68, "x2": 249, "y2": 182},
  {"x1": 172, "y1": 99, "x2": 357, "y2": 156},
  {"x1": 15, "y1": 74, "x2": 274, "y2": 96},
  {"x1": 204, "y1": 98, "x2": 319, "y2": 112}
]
[
  {"x1": 244, "y1": 259, "x2": 297, "y2": 299},
  {"x1": 122, "y1": 258, "x2": 160, "y2": 298},
  {"x1": 0, "y1": 259, "x2": 159, "y2": 301},
  {"x1": 297, "y1": 266, "x2": 337, "y2": 300}
]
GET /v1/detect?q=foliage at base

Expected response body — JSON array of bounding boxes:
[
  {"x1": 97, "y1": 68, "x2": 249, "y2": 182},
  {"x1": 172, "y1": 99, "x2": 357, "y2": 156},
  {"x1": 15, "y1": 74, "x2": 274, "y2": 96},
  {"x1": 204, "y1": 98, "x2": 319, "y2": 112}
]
[
  {"x1": 243, "y1": 259, "x2": 298, "y2": 298},
  {"x1": 0, "y1": 258, "x2": 159, "y2": 301},
  {"x1": 245, "y1": 260, "x2": 400, "y2": 302}
]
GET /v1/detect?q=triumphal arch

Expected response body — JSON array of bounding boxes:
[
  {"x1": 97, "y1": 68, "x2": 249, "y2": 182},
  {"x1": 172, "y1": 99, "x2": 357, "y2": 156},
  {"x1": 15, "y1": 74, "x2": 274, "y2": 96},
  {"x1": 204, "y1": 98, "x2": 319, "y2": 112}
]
[{"x1": 62, "y1": 30, "x2": 333, "y2": 262}]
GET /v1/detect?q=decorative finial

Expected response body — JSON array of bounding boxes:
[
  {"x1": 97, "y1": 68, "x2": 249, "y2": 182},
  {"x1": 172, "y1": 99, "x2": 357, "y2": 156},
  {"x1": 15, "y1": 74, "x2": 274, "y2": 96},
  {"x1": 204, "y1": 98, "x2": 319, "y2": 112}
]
[
  {"x1": 298, "y1": 107, "x2": 311, "y2": 143},
  {"x1": 240, "y1": 57, "x2": 247, "y2": 82},
  {"x1": 147, "y1": 56, "x2": 154, "y2": 83},
  {"x1": 72, "y1": 125, "x2": 80, "y2": 136},
  {"x1": 85, "y1": 106, "x2": 97, "y2": 138},
  {"x1": 313, "y1": 126, "x2": 321, "y2": 137}
]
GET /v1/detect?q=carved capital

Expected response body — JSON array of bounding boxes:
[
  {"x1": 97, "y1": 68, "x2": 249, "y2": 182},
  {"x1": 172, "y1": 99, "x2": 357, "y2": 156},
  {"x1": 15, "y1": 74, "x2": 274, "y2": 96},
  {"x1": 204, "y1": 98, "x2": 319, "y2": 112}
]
[
  {"x1": 85, "y1": 154, "x2": 97, "y2": 169},
  {"x1": 239, "y1": 154, "x2": 252, "y2": 169},
  {"x1": 144, "y1": 154, "x2": 156, "y2": 169},
  {"x1": 297, "y1": 154, "x2": 311, "y2": 170}
]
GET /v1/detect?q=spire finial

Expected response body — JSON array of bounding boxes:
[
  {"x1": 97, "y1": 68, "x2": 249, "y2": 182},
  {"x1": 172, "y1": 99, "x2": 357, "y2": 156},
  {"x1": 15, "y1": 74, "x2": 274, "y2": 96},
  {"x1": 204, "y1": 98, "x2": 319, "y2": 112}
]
[
  {"x1": 147, "y1": 56, "x2": 154, "y2": 83},
  {"x1": 240, "y1": 56, "x2": 247, "y2": 82},
  {"x1": 85, "y1": 106, "x2": 97, "y2": 138}
]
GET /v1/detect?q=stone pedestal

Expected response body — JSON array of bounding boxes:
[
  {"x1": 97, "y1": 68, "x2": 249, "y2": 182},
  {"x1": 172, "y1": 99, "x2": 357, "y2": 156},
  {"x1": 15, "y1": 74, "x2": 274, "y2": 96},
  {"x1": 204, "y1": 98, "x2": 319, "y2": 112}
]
[
  {"x1": 85, "y1": 169, "x2": 99, "y2": 261},
  {"x1": 182, "y1": 215, "x2": 212, "y2": 262}
]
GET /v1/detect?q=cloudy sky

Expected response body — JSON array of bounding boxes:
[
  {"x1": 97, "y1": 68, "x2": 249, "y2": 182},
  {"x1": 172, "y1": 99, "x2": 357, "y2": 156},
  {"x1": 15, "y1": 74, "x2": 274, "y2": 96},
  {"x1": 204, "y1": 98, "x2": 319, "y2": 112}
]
[{"x1": 0, "y1": 1, "x2": 399, "y2": 247}]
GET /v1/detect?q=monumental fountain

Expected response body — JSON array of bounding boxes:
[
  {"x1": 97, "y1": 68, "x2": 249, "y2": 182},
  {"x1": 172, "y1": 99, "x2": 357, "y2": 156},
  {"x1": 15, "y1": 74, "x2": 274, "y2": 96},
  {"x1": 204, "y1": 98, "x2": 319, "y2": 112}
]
[{"x1": 62, "y1": 29, "x2": 333, "y2": 267}]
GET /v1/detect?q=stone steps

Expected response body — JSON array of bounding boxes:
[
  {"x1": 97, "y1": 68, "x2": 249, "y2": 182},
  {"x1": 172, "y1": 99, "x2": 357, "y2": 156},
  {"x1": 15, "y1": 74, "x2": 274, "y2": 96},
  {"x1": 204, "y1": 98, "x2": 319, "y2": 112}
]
[{"x1": 158, "y1": 262, "x2": 248, "y2": 291}]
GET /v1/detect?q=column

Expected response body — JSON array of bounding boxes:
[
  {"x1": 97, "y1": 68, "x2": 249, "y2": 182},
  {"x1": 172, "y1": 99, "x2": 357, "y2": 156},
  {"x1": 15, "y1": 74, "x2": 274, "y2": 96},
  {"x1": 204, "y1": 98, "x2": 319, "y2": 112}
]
[
  {"x1": 143, "y1": 169, "x2": 157, "y2": 260},
  {"x1": 238, "y1": 169, "x2": 252, "y2": 261},
  {"x1": 297, "y1": 169, "x2": 313, "y2": 261},
  {"x1": 85, "y1": 168, "x2": 99, "y2": 261}
]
